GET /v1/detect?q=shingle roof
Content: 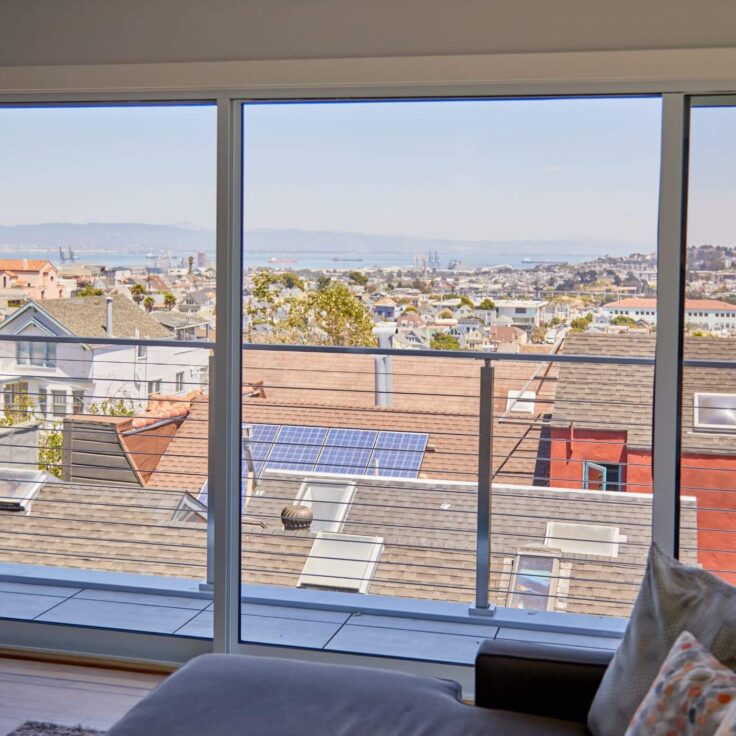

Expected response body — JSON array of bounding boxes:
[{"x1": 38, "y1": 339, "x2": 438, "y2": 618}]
[
  {"x1": 5, "y1": 473, "x2": 696, "y2": 618},
  {"x1": 552, "y1": 333, "x2": 736, "y2": 454},
  {"x1": 30, "y1": 294, "x2": 171, "y2": 339}
]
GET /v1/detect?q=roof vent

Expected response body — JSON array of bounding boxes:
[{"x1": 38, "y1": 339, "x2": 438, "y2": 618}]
[{"x1": 281, "y1": 504, "x2": 313, "y2": 531}]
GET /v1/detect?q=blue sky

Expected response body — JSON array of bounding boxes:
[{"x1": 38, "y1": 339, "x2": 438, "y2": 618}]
[{"x1": 0, "y1": 98, "x2": 733, "y2": 249}]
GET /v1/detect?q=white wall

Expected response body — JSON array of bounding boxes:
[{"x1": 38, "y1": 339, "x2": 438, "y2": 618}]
[{"x1": 1, "y1": 0, "x2": 736, "y2": 69}]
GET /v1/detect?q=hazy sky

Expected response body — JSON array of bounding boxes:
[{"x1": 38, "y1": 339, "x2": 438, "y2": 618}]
[{"x1": 0, "y1": 98, "x2": 734, "y2": 248}]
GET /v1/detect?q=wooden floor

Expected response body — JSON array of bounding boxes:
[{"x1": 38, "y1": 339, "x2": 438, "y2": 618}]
[{"x1": 0, "y1": 657, "x2": 164, "y2": 734}]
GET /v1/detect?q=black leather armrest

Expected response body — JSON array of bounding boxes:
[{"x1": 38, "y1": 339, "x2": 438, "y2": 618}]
[{"x1": 475, "y1": 638, "x2": 614, "y2": 724}]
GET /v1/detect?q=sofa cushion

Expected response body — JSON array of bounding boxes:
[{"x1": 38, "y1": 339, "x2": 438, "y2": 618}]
[
  {"x1": 589, "y1": 544, "x2": 736, "y2": 736},
  {"x1": 107, "y1": 653, "x2": 588, "y2": 736}
]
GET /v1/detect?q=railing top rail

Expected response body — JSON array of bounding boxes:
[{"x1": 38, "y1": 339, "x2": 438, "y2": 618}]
[{"x1": 0, "y1": 334, "x2": 733, "y2": 369}]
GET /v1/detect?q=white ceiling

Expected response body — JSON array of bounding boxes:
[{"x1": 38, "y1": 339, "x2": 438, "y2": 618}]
[{"x1": 1, "y1": 0, "x2": 735, "y2": 68}]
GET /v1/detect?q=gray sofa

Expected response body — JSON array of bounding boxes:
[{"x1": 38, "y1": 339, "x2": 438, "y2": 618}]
[{"x1": 107, "y1": 639, "x2": 614, "y2": 735}]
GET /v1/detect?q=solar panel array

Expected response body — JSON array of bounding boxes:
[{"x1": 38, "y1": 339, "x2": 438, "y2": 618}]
[{"x1": 242, "y1": 424, "x2": 428, "y2": 479}]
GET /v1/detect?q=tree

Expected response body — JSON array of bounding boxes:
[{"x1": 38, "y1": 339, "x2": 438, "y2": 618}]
[
  {"x1": 570, "y1": 317, "x2": 589, "y2": 332},
  {"x1": 585, "y1": 312, "x2": 594, "y2": 322},
  {"x1": 430, "y1": 333, "x2": 460, "y2": 350},
  {"x1": 130, "y1": 283, "x2": 147, "y2": 306},
  {"x1": 88, "y1": 397, "x2": 135, "y2": 417},
  {"x1": 612, "y1": 315, "x2": 636, "y2": 327},
  {"x1": 459, "y1": 295, "x2": 474, "y2": 308},
  {"x1": 163, "y1": 292, "x2": 176, "y2": 310},
  {"x1": 283, "y1": 281, "x2": 377, "y2": 347},
  {"x1": 478, "y1": 298, "x2": 496, "y2": 311},
  {"x1": 438, "y1": 308, "x2": 454, "y2": 319},
  {"x1": 144, "y1": 296, "x2": 155, "y2": 313},
  {"x1": 316, "y1": 275, "x2": 331, "y2": 291},
  {"x1": 76, "y1": 283, "x2": 103, "y2": 297},
  {"x1": 348, "y1": 271, "x2": 368, "y2": 286},
  {"x1": 280, "y1": 272, "x2": 305, "y2": 290}
]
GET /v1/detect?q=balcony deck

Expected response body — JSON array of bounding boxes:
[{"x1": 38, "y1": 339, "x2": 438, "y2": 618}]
[{"x1": 0, "y1": 569, "x2": 623, "y2": 673}]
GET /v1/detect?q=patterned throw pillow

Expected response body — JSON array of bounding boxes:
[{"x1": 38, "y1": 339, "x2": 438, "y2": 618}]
[
  {"x1": 625, "y1": 631, "x2": 736, "y2": 736},
  {"x1": 716, "y1": 702, "x2": 736, "y2": 735}
]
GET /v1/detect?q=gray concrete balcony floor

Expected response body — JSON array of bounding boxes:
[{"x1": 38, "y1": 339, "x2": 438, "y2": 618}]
[{"x1": 0, "y1": 565, "x2": 623, "y2": 670}]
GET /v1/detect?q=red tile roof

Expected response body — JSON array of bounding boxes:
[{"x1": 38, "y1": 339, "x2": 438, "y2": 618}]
[{"x1": 0, "y1": 259, "x2": 54, "y2": 272}]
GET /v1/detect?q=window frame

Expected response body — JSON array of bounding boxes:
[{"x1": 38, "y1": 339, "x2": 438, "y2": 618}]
[
  {"x1": 0, "y1": 84, "x2": 707, "y2": 668},
  {"x1": 693, "y1": 392, "x2": 736, "y2": 432},
  {"x1": 507, "y1": 550, "x2": 560, "y2": 612}
]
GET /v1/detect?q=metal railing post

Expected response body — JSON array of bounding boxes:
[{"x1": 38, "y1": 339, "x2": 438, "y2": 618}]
[
  {"x1": 203, "y1": 352, "x2": 215, "y2": 589},
  {"x1": 471, "y1": 359, "x2": 495, "y2": 616}
]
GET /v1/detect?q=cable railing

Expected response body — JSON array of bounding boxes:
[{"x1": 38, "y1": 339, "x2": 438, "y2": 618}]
[{"x1": 0, "y1": 334, "x2": 731, "y2": 631}]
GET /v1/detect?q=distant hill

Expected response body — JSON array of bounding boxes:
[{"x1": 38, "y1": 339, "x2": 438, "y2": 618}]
[
  {"x1": 0, "y1": 222, "x2": 650, "y2": 265},
  {"x1": 0, "y1": 222, "x2": 215, "y2": 251}
]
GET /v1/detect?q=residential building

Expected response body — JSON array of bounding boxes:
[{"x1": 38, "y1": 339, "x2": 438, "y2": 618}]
[
  {"x1": 547, "y1": 333, "x2": 736, "y2": 581},
  {"x1": 603, "y1": 297, "x2": 736, "y2": 332},
  {"x1": 0, "y1": 295, "x2": 209, "y2": 419},
  {"x1": 493, "y1": 300, "x2": 547, "y2": 329},
  {"x1": 0, "y1": 258, "x2": 66, "y2": 301}
]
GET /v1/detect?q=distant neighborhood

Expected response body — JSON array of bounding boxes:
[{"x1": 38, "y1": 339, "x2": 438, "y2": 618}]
[{"x1": 0, "y1": 242, "x2": 735, "y2": 616}]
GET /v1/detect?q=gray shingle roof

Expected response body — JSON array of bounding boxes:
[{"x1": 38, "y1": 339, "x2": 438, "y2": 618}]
[
  {"x1": 553, "y1": 333, "x2": 736, "y2": 454},
  {"x1": 34, "y1": 294, "x2": 170, "y2": 340}
]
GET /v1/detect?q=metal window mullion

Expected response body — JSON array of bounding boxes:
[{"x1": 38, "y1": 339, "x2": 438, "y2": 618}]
[
  {"x1": 212, "y1": 97, "x2": 243, "y2": 654},
  {"x1": 652, "y1": 93, "x2": 689, "y2": 558}
]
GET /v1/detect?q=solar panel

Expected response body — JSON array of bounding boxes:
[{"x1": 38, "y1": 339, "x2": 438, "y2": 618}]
[
  {"x1": 368, "y1": 431, "x2": 428, "y2": 478},
  {"x1": 314, "y1": 429, "x2": 377, "y2": 474},
  {"x1": 266, "y1": 425, "x2": 328, "y2": 472},
  {"x1": 243, "y1": 424, "x2": 280, "y2": 476},
  {"x1": 244, "y1": 424, "x2": 429, "y2": 479}
]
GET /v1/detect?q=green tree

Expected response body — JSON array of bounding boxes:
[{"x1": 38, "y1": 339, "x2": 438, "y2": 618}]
[
  {"x1": 585, "y1": 312, "x2": 594, "y2": 322},
  {"x1": 570, "y1": 317, "x2": 589, "y2": 332},
  {"x1": 612, "y1": 315, "x2": 636, "y2": 327},
  {"x1": 430, "y1": 333, "x2": 460, "y2": 350},
  {"x1": 76, "y1": 283, "x2": 103, "y2": 297},
  {"x1": 438, "y1": 308, "x2": 454, "y2": 319},
  {"x1": 279, "y1": 272, "x2": 305, "y2": 290},
  {"x1": 143, "y1": 296, "x2": 155, "y2": 313},
  {"x1": 459, "y1": 295, "x2": 474, "y2": 308},
  {"x1": 316, "y1": 275, "x2": 332, "y2": 291},
  {"x1": 87, "y1": 397, "x2": 135, "y2": 417},
  {"x1": 163, "y1": 292, "x2": 176, "y2": 310},
  {"x1": 478, "y1": 298, "x2": 496, "y2": 311},
  {"x1": 283, "y1": 281, "x2": 377, "y2": 347},
  {"x1": 130, "y1": 283, "x2": 147, "y2": 305},
  {"x1": 348, "y1": 271, "x2": 368, "y2": 286}
]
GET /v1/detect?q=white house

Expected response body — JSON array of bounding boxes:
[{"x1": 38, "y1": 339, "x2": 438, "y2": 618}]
[
  {"x1": 0, "y1": 295, "x2": 210, "y2": 420},
  {"x1": 603, "y1": 297, "x2": 736, "y2": 332},
  {"x1": 493, "y1": 299, "x2": 548, "y2": 329}
]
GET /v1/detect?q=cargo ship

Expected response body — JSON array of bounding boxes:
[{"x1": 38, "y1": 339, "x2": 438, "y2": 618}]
[{"x1": 268, "y1": 257, "x2": 297, "y2": 265}]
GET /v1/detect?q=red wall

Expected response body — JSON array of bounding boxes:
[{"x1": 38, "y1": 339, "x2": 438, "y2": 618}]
[{"x1": 549, "y1": 429, "x2": 736, "y2": 583}]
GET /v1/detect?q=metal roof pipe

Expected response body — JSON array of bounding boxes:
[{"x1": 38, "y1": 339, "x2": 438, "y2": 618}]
[
  {"x1": 373, "y1": 323, "x2": 397, "y2": 408},
  {"x1": 105, "y1": 296, "x2": 114, "y2": 337}
]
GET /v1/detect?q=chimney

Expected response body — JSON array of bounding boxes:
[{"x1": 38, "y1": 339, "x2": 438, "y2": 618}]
[
  {"x1": 373, "y1": 323, "x2": 396, "y2": 408},
  {"x1": 105, "y1": 296, "x2": 113, "y2": 337}
]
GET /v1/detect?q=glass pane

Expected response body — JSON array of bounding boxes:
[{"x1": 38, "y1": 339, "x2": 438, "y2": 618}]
[
  {"x1": 680, "y1": 99, "x2": 736, "y2": 584},
  {"x1": 0, "y1": 103, "x2": 216, "y2": 637},
  {"x1": 239, "y1": 96, "x2": 662, "y2": 649}
]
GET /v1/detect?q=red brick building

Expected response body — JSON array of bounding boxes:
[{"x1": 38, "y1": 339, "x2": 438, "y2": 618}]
[{"x1": 547, "y1": 333, "x2": 736, "y2": 581}]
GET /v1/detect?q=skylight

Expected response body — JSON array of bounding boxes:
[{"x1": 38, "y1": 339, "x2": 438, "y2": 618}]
[
  {"x1": 295, "y1": 480, "x2": 356, "y2": 533},
  {"x1": 694, "y1": 393, "x2": 736, "y2": 432},
  {"x1": 506, "y1": 390, "x2": 536, "y2": 414},
  {"x1": 545, "y1": 521, "x2": 625, "y2": 557},
  {"x1": 0, "y1": 469, "x2": 49, "y2": 514},
  {"x1": 298, "y1": 532, "x2": 383, "y2": 594}
]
